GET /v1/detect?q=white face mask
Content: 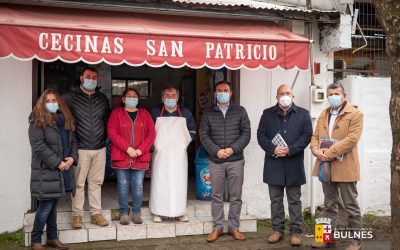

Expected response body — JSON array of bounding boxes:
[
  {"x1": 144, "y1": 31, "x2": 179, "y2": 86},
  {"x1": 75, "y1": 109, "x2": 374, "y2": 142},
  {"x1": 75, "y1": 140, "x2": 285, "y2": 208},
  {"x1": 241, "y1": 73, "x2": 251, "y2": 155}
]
[
  {"x1": 83, "y1": 79, "x2": 97, "y2": 91},
  {"x1": 279, "y1": 95, "x2": 292, "y2": 108}
]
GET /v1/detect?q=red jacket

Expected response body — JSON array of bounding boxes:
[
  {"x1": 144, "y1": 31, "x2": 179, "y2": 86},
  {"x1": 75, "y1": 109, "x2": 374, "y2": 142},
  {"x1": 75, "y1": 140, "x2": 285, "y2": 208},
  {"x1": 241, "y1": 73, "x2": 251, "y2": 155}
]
[{"x1": 107, "y1": 107, "x2": 155, "y2": 169}]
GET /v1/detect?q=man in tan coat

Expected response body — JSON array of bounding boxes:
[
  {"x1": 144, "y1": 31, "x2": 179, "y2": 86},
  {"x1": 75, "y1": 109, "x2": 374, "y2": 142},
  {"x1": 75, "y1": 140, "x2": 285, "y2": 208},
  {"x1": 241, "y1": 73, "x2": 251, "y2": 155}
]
[{"x1": 311, "y1": 83, "x2": 363, "y2": 250}]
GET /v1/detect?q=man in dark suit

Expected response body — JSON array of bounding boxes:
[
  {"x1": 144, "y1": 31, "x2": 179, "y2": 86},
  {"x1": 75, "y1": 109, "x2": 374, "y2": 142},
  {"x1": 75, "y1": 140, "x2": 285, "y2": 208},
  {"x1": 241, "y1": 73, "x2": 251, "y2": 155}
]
[{"x1": 257, "y1": 84, "x2": 312, "y2": 246}]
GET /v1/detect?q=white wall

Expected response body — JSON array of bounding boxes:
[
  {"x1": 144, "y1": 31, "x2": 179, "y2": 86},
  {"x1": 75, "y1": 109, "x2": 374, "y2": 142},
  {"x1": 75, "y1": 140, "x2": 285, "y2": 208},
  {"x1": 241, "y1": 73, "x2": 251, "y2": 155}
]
[
  {"x1": 239, "y1": 67, "x2": 314, "y2": 219},
  {"x1": 240, "y1": 68, "x2": 272, "y2": 218},
  {"x1": 309, "y1": 23, "x2": 335, "y2": 212},
  {"x1": 0, "y1": 58, "x2": 32, "y2": 233},
  {"x1": 240, "y1": 22, "x2": 335, "y2": 219},
  {"x1": 340, "y1": 76, "x2": 391, "y2": 215}
]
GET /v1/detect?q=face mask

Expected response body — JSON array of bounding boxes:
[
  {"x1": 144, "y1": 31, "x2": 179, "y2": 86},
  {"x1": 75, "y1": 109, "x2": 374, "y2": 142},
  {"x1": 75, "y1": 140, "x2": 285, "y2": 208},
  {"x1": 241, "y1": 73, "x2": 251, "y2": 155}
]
[
  {"x1": 328, "y1": 95, "x2": 342, "y2": 108},
  {"x1": 216, "y1": 92, "x2": 230, "y2": 104},
  {"x1": 125, "y1": 97, "x2": 138, "y2": 108},
  {"x1": 82, "y1": 79, "x2": 97, "y2": 91},
  {"x1": 279, "y1": 95, "x2": 292, "y2": 108},
  {"x1": 164, "y1": 98, "x2": 177, "y2": 109},
  {"x1": 46, "y1": 103, "x2": 59, "y2": 113}
]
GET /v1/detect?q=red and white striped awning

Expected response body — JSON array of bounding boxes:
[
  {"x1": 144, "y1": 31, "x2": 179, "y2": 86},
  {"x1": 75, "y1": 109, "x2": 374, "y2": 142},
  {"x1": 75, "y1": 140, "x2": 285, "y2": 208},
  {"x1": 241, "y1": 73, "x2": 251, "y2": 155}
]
[{"x1": 0, "y1": 4, "x2": 310, "y2": 70}]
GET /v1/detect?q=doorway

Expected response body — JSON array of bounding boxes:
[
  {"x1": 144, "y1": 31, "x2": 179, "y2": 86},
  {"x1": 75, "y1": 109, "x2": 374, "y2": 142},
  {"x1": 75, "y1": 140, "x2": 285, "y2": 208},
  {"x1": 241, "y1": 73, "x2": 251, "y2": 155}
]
[{"x1": 33, "y1": 60, "x2": 240, "y2": 211}]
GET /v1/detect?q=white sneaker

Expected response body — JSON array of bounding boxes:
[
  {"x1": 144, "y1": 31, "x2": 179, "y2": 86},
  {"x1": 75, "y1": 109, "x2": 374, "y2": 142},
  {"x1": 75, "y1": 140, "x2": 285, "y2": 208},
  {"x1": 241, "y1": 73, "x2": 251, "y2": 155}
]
[
  {"x1": 178, "y1": 215, "x2": 189, "y2": 222},
  {"x1": 153, "y1": 215, "x2": 162, "y2": 223}
]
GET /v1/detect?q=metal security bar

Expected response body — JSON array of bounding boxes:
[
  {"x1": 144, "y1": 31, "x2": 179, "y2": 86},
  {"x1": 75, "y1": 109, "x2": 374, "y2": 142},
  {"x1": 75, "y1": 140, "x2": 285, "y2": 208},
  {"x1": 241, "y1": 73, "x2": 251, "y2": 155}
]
[{"x1": 333, "y1": 0, "x2": 389, "y2": 81}]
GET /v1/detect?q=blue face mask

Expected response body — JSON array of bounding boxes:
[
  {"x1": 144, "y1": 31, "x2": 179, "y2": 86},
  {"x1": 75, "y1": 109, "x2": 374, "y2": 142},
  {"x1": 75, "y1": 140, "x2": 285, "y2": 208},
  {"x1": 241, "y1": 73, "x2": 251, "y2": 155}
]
[
  {"x1": 125, "y1": 97, "x2": 138, "y2": 108},
  {"x1": 328, "y1": 95, "x2": 342, "y2": 108},
  {"x1": 82, "y1": 79, "x2": 97, "y2": 91},
  {"x1": 216, "y1": 92, "x2": 230, "y2": 104},
  {"x1": 46, "y1": 103, "x2": 59, "y2": 113},
  {"x1": 164, "y1": 98, "x2": 177, "y2": 109}
]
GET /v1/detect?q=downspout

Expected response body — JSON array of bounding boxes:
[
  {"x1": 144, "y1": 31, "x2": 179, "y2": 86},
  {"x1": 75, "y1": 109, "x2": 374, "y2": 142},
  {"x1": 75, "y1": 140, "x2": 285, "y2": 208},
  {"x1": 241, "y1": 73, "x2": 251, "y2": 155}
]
[{"x1": 307, "y1": 0, "x2": 316, "y2": 216}]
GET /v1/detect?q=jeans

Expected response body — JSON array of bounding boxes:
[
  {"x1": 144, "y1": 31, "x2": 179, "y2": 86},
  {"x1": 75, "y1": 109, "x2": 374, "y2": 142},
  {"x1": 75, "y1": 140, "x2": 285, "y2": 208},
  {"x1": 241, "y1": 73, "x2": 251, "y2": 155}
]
[
  {"x1": 31, "y1": 199, "x2": 58, "y2": 244},
  {"x1": 117, "y1": 168, "x2": 145, "y2": 215}
]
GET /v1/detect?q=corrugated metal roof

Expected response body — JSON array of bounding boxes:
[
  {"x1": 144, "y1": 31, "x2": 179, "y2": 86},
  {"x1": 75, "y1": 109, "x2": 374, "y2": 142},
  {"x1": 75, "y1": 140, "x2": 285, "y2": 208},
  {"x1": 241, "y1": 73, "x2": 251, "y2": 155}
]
[{"x1": 170, "y1": 0, "x2": 338, "y2": 13}]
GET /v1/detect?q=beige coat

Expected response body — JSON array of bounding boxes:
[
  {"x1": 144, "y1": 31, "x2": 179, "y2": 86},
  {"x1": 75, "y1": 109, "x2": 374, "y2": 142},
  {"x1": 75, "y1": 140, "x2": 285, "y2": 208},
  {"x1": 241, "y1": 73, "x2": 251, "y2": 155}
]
[{"x1": 311, "y1": 103, "x2": 363, "y2": 182}]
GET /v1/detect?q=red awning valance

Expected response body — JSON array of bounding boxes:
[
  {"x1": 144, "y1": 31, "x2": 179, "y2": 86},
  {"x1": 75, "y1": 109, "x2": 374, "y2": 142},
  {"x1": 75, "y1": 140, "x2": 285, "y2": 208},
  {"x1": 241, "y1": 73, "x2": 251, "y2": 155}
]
[{"x1": 0, "y1": 4, "x2": 310, "y2": 70}]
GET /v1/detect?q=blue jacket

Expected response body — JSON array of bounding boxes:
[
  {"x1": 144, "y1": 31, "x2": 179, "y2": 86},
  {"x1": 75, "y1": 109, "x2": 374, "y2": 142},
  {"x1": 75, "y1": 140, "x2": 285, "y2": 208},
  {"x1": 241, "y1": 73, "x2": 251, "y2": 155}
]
[
  {"x1": 257, "y1": 103, "x2": 312, "y2": 187},
  {"x1": 151, "y1": 105, "x2": 196, "y2": 139}
]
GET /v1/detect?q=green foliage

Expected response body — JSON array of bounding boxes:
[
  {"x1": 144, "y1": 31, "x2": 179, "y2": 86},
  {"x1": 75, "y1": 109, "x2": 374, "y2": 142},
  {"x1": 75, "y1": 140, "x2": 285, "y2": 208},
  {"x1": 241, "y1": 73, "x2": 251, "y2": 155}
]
[
  {"x1": 363, "y1": 213, "x2": 386, "y2": 230},
  {"x1": 257, "y1": 219, "x2": 272, "y2": 228},
  {"x1": 303, "y1": 208, "x2": 316, "y2": 227},
  {"x1": 15, "y1": 229, "x2": 24, "y2": 246},
  {"x1": 0, "y1": 228, "x2": 24, "y2": 247}
]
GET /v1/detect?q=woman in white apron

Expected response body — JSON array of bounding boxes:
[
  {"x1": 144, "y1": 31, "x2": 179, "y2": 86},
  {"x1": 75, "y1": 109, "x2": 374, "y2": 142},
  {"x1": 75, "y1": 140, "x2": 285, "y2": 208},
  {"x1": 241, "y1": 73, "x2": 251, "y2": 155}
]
[{"x1": 150, "y1": 106, "x2": 192, "y2": 222}]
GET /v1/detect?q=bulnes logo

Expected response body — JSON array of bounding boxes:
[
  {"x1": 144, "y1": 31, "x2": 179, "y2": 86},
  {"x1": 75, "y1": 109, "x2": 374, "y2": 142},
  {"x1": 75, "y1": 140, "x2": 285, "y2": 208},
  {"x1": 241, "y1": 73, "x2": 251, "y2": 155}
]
[
  {"x1": 314, "y1": 217, "x2": 374, "y2": 242},
  {"x1": 315, "y1": 218, "x2": 333, "y2": 243}
]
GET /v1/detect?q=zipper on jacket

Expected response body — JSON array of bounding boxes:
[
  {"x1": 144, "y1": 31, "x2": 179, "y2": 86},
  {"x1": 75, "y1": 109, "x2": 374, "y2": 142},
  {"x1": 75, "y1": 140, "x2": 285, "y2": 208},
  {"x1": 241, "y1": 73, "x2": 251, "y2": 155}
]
[
  {"x1": 128, "y1": 111, "x2": 138, "y2": 168},
  {"x1": 89, "y1": 94, "x2": 94, "y2": 148},
  {"x1": 221, "y1": 110, "x2": 227, "y2": 148},
  {"x1": 223, "y1": 118, "x2": 226, "y2": 148}
]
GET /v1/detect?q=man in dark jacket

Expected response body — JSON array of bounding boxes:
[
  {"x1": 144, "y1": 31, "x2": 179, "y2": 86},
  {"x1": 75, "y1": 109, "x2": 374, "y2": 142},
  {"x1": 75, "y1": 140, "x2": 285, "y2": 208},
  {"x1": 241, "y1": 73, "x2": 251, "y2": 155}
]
[
  {"x1": 257, "y1": 84, "x2": 312, "y2": 246},
  {"x1": 199, "y1": 81, "x2": 251, "y2": 242},
  {"x1": 63, "y1": 67, "x2": 110, "y2": 229}
]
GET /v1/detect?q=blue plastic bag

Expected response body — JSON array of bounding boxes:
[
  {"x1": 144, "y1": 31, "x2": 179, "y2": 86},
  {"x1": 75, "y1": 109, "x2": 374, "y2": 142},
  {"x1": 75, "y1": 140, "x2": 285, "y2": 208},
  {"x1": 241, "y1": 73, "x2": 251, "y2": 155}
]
[{"x1": 318, "y1": 161, "x2": 331, "y2": 183}]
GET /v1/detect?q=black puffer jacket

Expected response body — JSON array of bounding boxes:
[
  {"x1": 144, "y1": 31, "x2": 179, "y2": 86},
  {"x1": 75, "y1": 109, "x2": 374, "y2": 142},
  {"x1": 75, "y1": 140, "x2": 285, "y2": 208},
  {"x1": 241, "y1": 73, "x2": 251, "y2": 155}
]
[
  {"x1": 199, "y1": 103, "x2": 251, "y2": 163},
  {"x1": 28, "y1": 116, "x2": 78, "y2": 200},
  {"x1": 63, "y1": 87, "x2": 109, "y2": 150}
]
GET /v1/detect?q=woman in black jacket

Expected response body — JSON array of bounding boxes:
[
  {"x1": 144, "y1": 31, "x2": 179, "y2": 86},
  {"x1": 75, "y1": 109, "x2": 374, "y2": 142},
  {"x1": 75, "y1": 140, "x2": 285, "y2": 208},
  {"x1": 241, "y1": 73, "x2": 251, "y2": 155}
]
[{"x1": 28, "y1": 89, "x2": 78, "y2": 250}]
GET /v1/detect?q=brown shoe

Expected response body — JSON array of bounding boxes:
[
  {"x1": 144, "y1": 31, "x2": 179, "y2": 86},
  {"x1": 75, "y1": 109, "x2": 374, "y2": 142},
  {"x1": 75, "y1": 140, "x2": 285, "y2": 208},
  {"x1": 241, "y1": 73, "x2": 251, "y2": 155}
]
[
  {"x1": 31, "y1": 243, "x2": 45, "y2": 250},
  {"x1": 268, "y1": 231, "x2": 284, "y2": 243},
  {"x1": 133, "y1": 214, "x2": 143, "y2": 224},
  {"x1": 345, "y1": 241, "x2": 361, "y2": 250},
  {"x1": 91, "y1": 213, "x2": 109, "y2": 226},
  {"x1": 312, "y1": 240, "x2": 337, "y2": 248},
  {"x1": 207, "y1": 229, "x2": 223, "y2": 242},
  {"x1": 228, "y1": 230, "x2": 246, "y2": 241},
  {"x1": 311, "y1": 242, "x2": 329, "y2": 248},
  {"x1": 46, "y1": 239, "x2": 69, "y2": 250},
  {"x1": 71, "y1": 215, "x2": 82, "y2": 229},
  {"x1": 120, "y1": 214, "x2": 129, "y2": 225},
  {"x1": 290, "y1": 235, "x2": 302, "y2": 246}
]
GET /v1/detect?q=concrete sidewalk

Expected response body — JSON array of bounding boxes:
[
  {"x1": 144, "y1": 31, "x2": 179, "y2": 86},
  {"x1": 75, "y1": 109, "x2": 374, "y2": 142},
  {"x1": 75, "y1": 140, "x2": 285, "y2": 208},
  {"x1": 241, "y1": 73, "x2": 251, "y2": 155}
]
[
  {"x1": 59, "y1": 221, "x2": 391, "y2": 250},
  {"x1": 67, "y1": 235, "x2": 390, "y2": 250},
  {"x1": 0, "y1": 221, "x2": 391, "y2": 250}
]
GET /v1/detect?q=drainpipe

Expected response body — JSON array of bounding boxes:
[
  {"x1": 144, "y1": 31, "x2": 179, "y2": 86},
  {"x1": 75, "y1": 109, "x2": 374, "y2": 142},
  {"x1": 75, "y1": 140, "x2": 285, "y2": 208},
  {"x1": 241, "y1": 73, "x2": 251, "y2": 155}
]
[{"x1": 307, "y1": 0, "x2": 316, "y2": 216}]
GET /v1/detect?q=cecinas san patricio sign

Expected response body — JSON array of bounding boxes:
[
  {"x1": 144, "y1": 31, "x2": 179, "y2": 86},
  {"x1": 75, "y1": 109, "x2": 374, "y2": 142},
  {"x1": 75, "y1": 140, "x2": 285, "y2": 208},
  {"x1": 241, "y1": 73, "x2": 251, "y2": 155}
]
[
  {"x1": 1, "y1": 26, "x2": 309, "y2": 70},
  {"x1": 38, "y1": 32, "x2": 278, "y2": 61}
]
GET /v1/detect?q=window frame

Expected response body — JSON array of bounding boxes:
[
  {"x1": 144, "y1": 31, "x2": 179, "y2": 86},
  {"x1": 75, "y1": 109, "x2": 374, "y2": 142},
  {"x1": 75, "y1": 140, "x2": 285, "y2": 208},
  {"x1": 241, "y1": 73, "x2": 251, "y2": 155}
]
[{"x1": 111, "y1": 78, "x2": 151, "y2": 99}]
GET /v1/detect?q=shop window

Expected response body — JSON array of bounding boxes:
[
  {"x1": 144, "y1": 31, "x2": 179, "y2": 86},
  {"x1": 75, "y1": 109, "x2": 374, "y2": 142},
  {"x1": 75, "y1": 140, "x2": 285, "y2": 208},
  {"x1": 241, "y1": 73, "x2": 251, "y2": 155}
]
[
  {"x1": 111, "y1": 78, "x2": 150, "y2": 109},
  {"x1": 112, "y1": 78, "x2": 150, "y2": 98}
]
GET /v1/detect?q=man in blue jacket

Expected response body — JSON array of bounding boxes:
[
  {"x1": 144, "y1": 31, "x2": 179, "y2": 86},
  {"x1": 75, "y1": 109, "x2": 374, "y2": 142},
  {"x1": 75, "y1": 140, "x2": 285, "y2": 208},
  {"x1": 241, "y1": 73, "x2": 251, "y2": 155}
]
[{"x1": 257, "y1": 84, "x2": 312, "y2": 246}]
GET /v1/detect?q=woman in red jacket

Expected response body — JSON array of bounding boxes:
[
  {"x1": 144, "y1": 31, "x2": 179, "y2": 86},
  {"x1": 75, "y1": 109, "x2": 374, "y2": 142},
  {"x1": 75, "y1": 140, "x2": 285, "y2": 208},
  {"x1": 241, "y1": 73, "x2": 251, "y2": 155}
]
[{"x1": 107, "y1": 88, "x2": 155, "y2": 225}]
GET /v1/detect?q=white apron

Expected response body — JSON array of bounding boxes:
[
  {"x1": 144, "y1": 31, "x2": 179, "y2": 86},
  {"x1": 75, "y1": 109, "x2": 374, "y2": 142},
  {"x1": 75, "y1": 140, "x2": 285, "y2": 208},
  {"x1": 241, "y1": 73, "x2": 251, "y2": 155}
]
[{"x1": 149, "y1": 109, "x2": 192, "y2": 217}]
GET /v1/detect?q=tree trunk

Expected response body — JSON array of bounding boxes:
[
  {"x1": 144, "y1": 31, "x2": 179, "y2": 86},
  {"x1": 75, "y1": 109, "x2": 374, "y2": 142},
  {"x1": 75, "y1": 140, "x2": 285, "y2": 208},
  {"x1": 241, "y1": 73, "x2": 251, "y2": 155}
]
[{"x1": 371, "y1": 1, "x2": 400, "y2": 249}]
